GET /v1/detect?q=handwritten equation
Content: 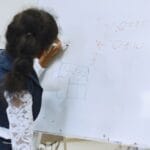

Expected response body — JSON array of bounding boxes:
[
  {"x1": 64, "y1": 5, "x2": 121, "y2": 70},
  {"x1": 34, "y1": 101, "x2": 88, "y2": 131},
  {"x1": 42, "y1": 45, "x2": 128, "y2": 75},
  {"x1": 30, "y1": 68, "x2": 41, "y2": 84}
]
[
  {"x1": 114, "y1": 20, "x2": 148, "y2": 32},
  {"x1": 99, "y1": 19, "x2": 150, "y2": 32},
  {"x1": 89, "y1": 39, "x2": 144, "y2": 67},
  {"x1": 96, "y1": 40, "x2": 144, "y2": 51}
]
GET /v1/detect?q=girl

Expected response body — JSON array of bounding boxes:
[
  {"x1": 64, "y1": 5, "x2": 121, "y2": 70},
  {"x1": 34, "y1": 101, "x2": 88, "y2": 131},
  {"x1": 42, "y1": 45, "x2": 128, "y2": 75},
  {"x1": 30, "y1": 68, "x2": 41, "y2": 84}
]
[{"x1": 0, "y1": 8, "x2": 61, "y2": 149}]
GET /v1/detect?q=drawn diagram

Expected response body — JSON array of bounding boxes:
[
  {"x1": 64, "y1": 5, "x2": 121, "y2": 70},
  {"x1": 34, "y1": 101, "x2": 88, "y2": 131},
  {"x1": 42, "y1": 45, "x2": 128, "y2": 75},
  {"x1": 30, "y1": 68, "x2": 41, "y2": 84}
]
[{"x1": 57, "y1": 63, "x2": 89, "y2": 100}]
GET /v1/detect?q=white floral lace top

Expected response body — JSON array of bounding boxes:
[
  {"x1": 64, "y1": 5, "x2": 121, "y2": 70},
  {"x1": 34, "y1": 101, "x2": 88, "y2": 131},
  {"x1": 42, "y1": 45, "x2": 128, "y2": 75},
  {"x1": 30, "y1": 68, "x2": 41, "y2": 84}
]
[
  {"x1": 4, "y1": 91, "x2": 33, "y2": 150},
  {"x1": 0, "y1": 59, "x2": 45, "y2": 149}
]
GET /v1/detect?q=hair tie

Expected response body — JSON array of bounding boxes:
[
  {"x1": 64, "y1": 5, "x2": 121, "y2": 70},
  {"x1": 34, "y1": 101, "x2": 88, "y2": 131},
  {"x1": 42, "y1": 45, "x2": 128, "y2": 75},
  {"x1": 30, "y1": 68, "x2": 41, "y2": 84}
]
[{"x1": 26, "y1": 32, "x2": 32, "y2": 38}]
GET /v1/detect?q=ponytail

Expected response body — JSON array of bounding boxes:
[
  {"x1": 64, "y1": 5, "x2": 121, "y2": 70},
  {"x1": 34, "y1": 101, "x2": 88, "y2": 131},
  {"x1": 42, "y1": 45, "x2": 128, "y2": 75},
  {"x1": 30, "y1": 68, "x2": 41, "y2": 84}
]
[
  {"x1": 5, "y1": 57, "x2": 33, "y2": 93},
  {"x1": 5, "y1": 33, "x2": 37, "y2": 93}
]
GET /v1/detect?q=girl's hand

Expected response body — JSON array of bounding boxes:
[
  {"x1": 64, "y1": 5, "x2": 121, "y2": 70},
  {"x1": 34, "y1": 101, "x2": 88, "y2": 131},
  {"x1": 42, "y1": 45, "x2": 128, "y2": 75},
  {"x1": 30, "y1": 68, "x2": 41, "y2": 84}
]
[{"x1": 39, "y1": 39, "x2": 62, "y2": 68}]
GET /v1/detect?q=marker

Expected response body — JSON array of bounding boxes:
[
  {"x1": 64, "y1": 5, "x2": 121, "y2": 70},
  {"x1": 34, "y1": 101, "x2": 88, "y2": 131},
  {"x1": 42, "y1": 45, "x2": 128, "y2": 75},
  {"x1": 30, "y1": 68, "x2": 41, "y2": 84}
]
[{"x1": 62, "y1": 42, "x2": 70, "y2": 51}]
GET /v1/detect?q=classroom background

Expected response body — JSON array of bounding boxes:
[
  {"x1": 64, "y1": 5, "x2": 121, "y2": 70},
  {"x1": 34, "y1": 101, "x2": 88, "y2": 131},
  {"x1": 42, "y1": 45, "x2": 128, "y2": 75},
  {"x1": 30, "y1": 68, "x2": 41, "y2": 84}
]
[{"x1": 0, "y1": 0, "x2": 150, "y2": 150}]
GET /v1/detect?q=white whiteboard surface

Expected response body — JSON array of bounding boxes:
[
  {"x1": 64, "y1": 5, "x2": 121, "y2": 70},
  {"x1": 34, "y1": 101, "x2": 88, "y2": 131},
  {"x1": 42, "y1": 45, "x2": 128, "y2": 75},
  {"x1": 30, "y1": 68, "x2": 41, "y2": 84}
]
[
  {"x1": 35, "y1": 0, "x2": 150, "y2": 148},
  {"x1": 0, "y1": 0, "x2": 37, "y2": 48}
]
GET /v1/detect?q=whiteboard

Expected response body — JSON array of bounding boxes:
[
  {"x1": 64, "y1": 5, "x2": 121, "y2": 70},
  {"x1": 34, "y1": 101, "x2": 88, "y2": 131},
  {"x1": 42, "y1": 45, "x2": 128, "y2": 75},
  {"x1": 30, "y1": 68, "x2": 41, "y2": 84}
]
[
  {"x1": 0, "y1": 0, "x2": 37, "y2": 48},
  {"x1": 35, "y1": 0, "x2": 150, "y2": 148}
]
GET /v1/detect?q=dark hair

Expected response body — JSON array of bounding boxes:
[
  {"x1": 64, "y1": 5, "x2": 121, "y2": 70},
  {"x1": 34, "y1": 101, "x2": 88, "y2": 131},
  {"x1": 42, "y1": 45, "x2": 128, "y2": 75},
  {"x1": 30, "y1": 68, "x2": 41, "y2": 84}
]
[{"x1": 4, "y1": 8, "x2": 58, "y2": 93}]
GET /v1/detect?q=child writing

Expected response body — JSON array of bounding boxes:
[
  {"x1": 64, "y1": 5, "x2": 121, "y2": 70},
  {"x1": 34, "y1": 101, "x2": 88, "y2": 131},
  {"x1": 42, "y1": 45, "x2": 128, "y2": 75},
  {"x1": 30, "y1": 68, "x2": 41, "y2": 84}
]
[{"x1": 0, "y1": 8, "x2": 62, "y2": 149}]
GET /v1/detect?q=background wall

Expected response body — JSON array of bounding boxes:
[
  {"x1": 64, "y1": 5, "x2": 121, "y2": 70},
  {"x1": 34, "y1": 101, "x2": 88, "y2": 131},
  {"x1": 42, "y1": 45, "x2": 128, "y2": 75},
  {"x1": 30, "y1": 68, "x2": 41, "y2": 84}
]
[
  {"x1": 35, "y1": 0, "x2": 150, "y2": 149},
  {"x1": 0, "y1": 0, "x2": 37, "y2": 47}
]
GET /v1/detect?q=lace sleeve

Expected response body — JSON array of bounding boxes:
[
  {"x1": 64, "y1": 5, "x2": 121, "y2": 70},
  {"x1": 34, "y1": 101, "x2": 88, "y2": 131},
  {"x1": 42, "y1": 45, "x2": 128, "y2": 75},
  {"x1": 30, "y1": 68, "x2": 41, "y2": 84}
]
[{"x1": 4, "y1": 91, "x2": 33, "y2": 150}]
